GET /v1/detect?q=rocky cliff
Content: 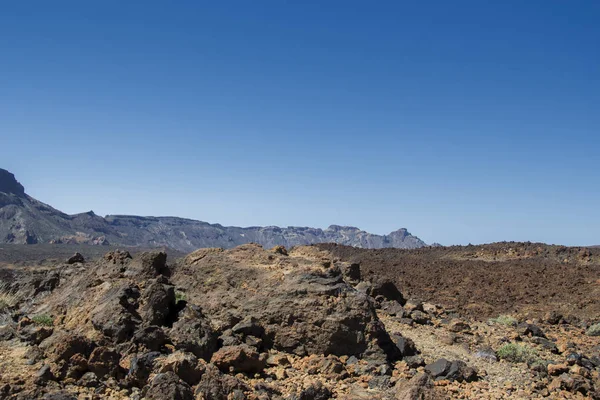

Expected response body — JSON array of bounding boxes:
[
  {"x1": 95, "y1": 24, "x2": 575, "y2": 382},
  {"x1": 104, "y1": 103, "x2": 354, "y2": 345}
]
[{"x1": 0, "y1": 169, "x2": 426, "y2": 252}]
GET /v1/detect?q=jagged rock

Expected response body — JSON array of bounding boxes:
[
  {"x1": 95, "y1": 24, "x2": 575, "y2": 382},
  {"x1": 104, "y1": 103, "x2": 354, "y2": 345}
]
[
  {"x1": 90, "y1": 283, "x2": 141, "y2": 343},
  {"x1": 87, "y1": 347, "x2": 122, "y2": 379},
  {"x1": 77, "y1": 372, "x2": 100, "y2": 388},
  {"x1": 194, "y1": 363, "x2": 248, "y2": 400},
  {"x1": 158, "y1": 351, "x2": 204, "y2": 386},
  {"x1": 34, "y1": 365, "x2": 54, "y2": 385},
  {"x1": 447, "y1": 319, "x2": 471, "y2": 332},
  {"x1": 369, "y1": 279, "x2": 404, "y2": 304},
  {"x1": 144, "y1": 371, "x2": 193, "y2": 400},
  {"x1": 104, "y1": 250, "x2": 132, "y2": 264},
  {"x1": 34, "y1": 272, "x2": 60, "y2": 295},
  {"x1": 132, "y1": 325, "x2": 168, "y2": 351},
  {"x1": 410, "y1": 310, "x2": 430, "y2": 325},
  {"x1": 340, "y1": 262, "x2": 361, "y2": 282},
  {"x1": 66, "y1": 253, "x2": 84, "y2": 264},
  {"x1": 169, "y1": 305, "x2": 217, "y2": 361},
  {"x1": 392, "y1": 335, "x2": 418, "y2": 357},
  {"x1": 40, "y1": 331, "x2": 93, "y2": 363},
  {"x1": 403, "y1": 299, "x2": 423, "y2": 313},
  {"x1": 297, "y1": 381, "x2": 332, "y2": 400},
  {"x1": 42, "y1": 391, "x2": 78, "y2": 400},
  {"x1": 271, "y1": 245, "x2": 288, "y2": 256},
  {"x1": 395, "y1": 373, "x2": 436, "y2": 400},
  {"x1": 17, "y1": 317, "x2": 53, "y2": 345},
  {"x1": 126, "y1": 251, "x2": 169, "y2": 279},
  {"x1": 140, "y1": 278, "x2": 176, "y2": 326},
  {"x1": 211, "y1": 344, "x2": 267, "y2": 374},
  {"x1": 425, "y1": 358, "x2": 452, "y2": 379},
  {"x1": 232, "y1": 316, "x2": 265, "y2": 338},
  {"x1": 127, "y1": 351, "x2": 162, "y2": 387},
  {"x1": 531, "y1": 337, "x2": 559, "y2": 353},
  {"x1": 518, "y1": 323, "x2": 546, "y2": 338},
  {"x1": 544, "y1": 311, "x2": 563, "y2": 325}
]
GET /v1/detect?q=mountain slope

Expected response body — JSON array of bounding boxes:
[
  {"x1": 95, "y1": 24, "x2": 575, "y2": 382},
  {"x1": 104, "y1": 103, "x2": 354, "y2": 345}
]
[{"x1": 0, "y1": 168, "x2": 426, "y2": 251}]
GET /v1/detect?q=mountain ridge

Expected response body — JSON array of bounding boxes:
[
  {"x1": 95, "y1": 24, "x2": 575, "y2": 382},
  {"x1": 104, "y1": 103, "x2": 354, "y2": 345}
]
[{"x1": 0, "y1": 168, "x2": 427, "y2": 251}]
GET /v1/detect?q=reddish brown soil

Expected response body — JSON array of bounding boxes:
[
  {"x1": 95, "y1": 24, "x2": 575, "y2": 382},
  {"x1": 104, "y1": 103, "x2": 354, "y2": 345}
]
[{"x1": 317, "y1": 242, "x2": 600, "y2": 320}]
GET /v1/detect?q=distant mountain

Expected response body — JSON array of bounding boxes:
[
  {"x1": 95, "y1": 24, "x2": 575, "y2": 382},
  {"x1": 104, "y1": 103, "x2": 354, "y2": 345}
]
[{"x1": 0, "y1": 168, "x2": 427, "y2": 252}]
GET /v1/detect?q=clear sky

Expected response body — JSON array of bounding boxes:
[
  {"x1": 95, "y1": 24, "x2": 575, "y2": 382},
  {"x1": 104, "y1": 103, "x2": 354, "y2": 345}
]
[{"x1": 1, "y1": 1, "x2": 598, "y2": 246}]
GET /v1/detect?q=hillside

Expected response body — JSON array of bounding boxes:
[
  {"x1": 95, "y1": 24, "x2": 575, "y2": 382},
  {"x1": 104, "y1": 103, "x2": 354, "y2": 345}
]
[{"x1": 0, "y1": 169, "x2": 426, "y2": 252}]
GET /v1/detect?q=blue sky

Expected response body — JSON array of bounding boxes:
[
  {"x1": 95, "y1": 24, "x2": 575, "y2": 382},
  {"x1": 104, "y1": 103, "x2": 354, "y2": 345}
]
[{"x1": 1, "y1": 1, "x2": 598, "y2": 245}]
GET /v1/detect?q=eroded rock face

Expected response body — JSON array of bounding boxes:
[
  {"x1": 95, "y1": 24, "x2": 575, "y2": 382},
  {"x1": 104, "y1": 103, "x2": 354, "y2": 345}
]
[{"x1": 171, "y1": 244, "x2": 401, "y2": 363}]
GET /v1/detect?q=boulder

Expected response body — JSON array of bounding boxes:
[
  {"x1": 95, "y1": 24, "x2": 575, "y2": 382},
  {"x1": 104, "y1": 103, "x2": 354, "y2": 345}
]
[
  {"x1": 211, "y1": 344, "x2": 267, "y2": 374},
  {"x1": 158, "y1": 351, "x2": 204, "y2": 386},
  {"x1": 395, "y1": 373, "x2": 436, "y2": 400},
  {"x1": 17, "y1": 317, "x2": 53, "y2": 345},
  {"x1": 194, "y1": 363, "x2": 248, "y2": 400},
  {"x1": 139, "y1": 279, "x2": 176, "y2": 326},
  {"x1": 425, "y1": 358, "x2": 451, "y2": 379},
  {"x1": 126, "y1": 251, "x2": 169, "y2": 279},
  {"x1": 66, "y1": 253, "x2": 85, "y2": 265},
  {"x1": 127, "y1": 351, "x2": 162, "y2": 387},
  {"x1": 169, "y1": 305, "x2": 217, "y2": 361},
  {"x1": 144, "y1": 371, "x2": 194, "y2": 400},
  {"x1": 90, "y1": 283, "x2": 141, "y2": 343},
  {"x1": 369, "y1": 279, "x2": 404, "y2": 304},
  {"x1": 87, "y1": 346, "x2": 122, "y2": 379}
]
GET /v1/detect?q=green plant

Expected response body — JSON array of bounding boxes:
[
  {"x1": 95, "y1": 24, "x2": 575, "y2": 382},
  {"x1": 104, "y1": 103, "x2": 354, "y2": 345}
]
[
  {"x1": 497, "y1": 343, "x2": 539, "y2": 364},
  {"x1": 32, "y1": 314, "x2": 54, "y2": 327},
  {"x1": 175, "y1": 291, "x2": 186, "y2": 303},
  {"x1": 0, "y1": 283, "x2": 17, "y2": 310},
  {"x1": 586, "y1": 323, "x2": 600, "y2": 336},
  {"x1": 489, "y1": 315, "x2": 518, "y2": 326}
]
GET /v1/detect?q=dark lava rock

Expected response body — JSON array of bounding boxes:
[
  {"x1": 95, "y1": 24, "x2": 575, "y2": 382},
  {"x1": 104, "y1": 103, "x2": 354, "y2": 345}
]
[
  {"x1": 369, "y1": 278, "x2": 405, "y2": 304},
  {"x1": 169, "y1": 305, "x2": 217, "y2": 361},
  {"x1": 87, "y1": 347, "x2": 122, "y2": 379},
  {"x1": 17, "y1": 318, "x2": 53, "y2": 345},
  {"x1": 232, "y1": 316, "x2": 265, "y2": 339},
  {"x1": 425, "y1": 358, "x2": 452, "y2": 379},
  {"x1": 90, "y1": 284, "x2": 141, "y2": 343},
  {"x1": 410, "y1": 310, "x2": 430, "y2": 325},
  {"x1": 140, "y1": 279, "x2": 176, "y2": 326},
  {"x1": 340, "y1": 262, "x2": 361, "y2": 282},
  {"x1": 297, "y1": 381, "x2": 332, "y2": 400},
  {"x1": 158, "y1": 351, "x2": 204, "y2": 386},
  {"x1": 132, "y1": 325, "x2": 168, "y2": 351},
  {"x1": 42, "y1": 391, "x2": 78, "y2": 400},
  {"x1": 211, "y1": 344, "x2": 267, "y2": 374},
  {"x1": 127, "y1": 351, "x2": 162, "y2": 387},
  {"x1": 41, "y1": 331, "x2": 93, "y2": 363},
  {"x1": 195, "y1": 363, "x2": 248, "y2": 400},
  {"x1": 531, "y1": 337, "x2": 559, "y2": 353},
  {"x1": 34, "y1": 365, "x2": 54, "y2": 385},
  {"x1": 393, "y1": 334, "x2": 418, "y2": 357},
  {"x1": 66, "y1": 253, "x2": 85, "y2": 264},
  {"x1": 144, "y1": 371, "x2": 193, "y2": 400},
  {"x1": 77, "y1": 372, "x2": 100, "y2": 388},
  {"x1": 126, "y1": 251, "x2": 169, "y2": 279},
  {"x1": 395, "y1": 373, "x2": 435, "y2": 400},
  {"x1": 518, "y1": 323, "x2": 546, "y2": 339},
  {"x1": 404, "y1": 355, "x2": 426, "y2": 368}
]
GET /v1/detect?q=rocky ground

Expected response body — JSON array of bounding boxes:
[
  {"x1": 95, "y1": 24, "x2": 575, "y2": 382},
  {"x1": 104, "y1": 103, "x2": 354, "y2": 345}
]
[{"x1": 0, "y1": 243, "x2": 598, "y2": 399}]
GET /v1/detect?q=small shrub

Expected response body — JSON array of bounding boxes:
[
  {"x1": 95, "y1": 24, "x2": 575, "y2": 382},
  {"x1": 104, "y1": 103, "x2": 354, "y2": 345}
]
[
  {"x1": 497, "y1": 343, "x2": 539, "y2": 364},
  {"x1": 490, "y1": 315, "x2": 518, "y2": 326},
  {"x1": 32, "y1": 314, "x2": 54, "y2": 327},
  {"x1": 586, "y1": 323, "x2": 600, "y2": 336},
  {"x1": 175, "y1": 291, "x2": 186, "y2": 303},
  {"x1": 0, "y1": 283, "x2": 17, "y2": 310}
]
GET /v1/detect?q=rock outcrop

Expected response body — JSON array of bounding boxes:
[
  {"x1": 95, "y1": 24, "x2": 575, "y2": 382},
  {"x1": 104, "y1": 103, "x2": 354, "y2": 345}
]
[{"x1": 0, "y1": 168, "x2": 427, "y2": 251}]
